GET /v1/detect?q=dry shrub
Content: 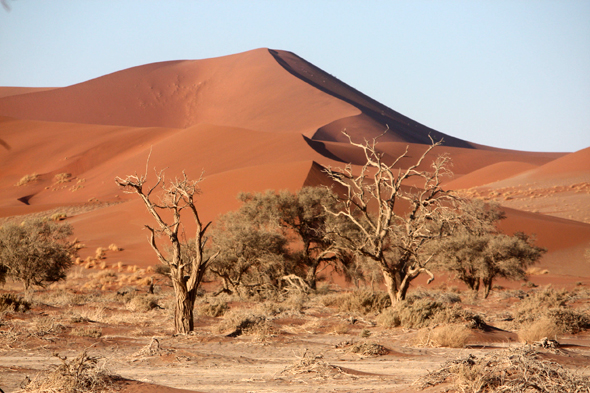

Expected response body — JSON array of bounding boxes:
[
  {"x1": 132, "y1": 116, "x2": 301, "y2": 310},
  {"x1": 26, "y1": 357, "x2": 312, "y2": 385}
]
[
  {"x1": 348, "y1": 341, "x2": 388, "y2": 356},
  {"x1": 198, "y1": 300, "x2": 229, "y2": 317},
  {"x1": 276, "y1": 350, "x2": 352, "y2": 380},
  {"x1": 107, "y1": 244, "x2": 121, "y2": 252},
  {"x1": 22, "y1": 351, "x2": 115, "y2": 393},
  {"x1": 0, "y1": 293, "x2": 31, "y2": 313},
  {"x1": 16, "y1": 173, "x2": 39, "y2": 186},
  {"x1": 512, "y1": 286, "x2": 568, "y2": 325},
  {"x1": 94, "y1": 248, "x2": 106, "y2": 260},
  {"x1": 32, "y1": 317, "x2": 66, "y2": 338},
  {"x1": 546, "y1": 308, "x2": 590, "y2": 334},
  {"x1": 217, "y1": 309, "x2": 274, "y2": 338},
  {"x1": 408, "y1": 288, "x2": 462, "y2": 304},
  {"x1": 512, "y1": 287, "x2": 590, "y2": 334},
  {"x1": 53, "y1": 173, "x2": 72, "y2": 183},
  {"x1": 518, "y1": 318, "x2": 560, "y2": 343},
  {"x1": 416, "y1": 324, "x2": 471, "y2": 348},
  {"x1": 70, "y1": 326, "x2": 102, "y2": 338},
  {"x1": 322, "y1": 289, "x2": 390, "y2": 315},
  {"x1": 126, "y1": 295, "x2": 159, "y2": 312},
  {"x1": 377, "y1": 299, "x2": 485, "y2": 329},
  {"x1": 414, "y1": 346, "x2": 590, "y2": 392},
  {"x1": 50, "y1": 212, "x2": 68, "y2": 221}
]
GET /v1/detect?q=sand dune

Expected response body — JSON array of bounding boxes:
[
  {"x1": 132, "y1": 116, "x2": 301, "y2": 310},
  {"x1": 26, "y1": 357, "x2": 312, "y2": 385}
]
[{"x1": 0, "y1": 49, "x2": 588, "y2": 280}]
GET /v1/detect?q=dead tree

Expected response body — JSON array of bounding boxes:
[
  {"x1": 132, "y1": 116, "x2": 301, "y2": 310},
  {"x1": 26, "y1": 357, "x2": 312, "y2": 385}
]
[
  {"x1": 116, "y1": 162, "x2": 218, "y2": 334},
  {"x1": 324, "y1": 131, "x2": 456, "y2": 304}
]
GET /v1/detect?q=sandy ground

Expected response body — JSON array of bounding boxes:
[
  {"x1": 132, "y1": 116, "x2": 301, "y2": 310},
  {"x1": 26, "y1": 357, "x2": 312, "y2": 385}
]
[{"x1": 1, "y1": 269, "x2": 589, "y2": 393}]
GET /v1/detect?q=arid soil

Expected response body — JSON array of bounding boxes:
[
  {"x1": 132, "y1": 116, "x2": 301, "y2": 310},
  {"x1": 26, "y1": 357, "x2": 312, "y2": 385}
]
[{"x1": 1, "y1": 269, "x2": 589, "y2": 393}]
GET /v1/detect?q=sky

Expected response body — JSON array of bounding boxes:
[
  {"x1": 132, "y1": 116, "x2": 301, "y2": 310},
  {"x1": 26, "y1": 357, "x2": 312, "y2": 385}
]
[{"x1": 1, "y1": 0, "x2": 589, "y2": 153}]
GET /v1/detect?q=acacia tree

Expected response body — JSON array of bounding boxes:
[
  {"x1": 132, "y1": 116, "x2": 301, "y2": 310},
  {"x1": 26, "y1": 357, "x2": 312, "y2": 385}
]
[
  {"x1": 208, "y1": 209, "x2": 291, "y2": 297},
  {"x1": 235, "y1": 187, "x2": 341, "y2": 290},
  {"x1": 116, "y1": 166, "x2": 218, "y2": 334},
  {"x1": 0, "y1": 218, "x2": 76, "y2": 299},
  {"x1": 435, "y1": 200, "x2": 546, "y2": 298},
  {"x1": 323, "y1": 132, "x2": 456, "y2": 304}
]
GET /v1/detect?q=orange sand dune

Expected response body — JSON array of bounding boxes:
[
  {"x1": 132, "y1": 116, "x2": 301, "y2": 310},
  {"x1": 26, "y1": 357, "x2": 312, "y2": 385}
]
[
  {"x1": 499, "y1": 207, "x2": 590, "y2": 276},
  {"x1": 0, "y1": 87, "x2": 56, "y2": 98},
  {"x1": 480, "y1": 146, "x2": 590, "y2": 190},
  {"x1": 0, "y1": 49, "x2": 358, "y2": 136},
  {"x1": 444, "y1": 161, "x2": 539, "y2": 189},
  {"x1": 0, "y1": 49, "x2": 588, "y2": 281}
]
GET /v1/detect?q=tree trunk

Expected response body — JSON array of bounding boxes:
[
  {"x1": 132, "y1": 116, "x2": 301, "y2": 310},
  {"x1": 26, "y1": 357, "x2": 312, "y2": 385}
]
[
  {"x1": 482, "y1": 277, "x2": 492, "y2": 299},
  {"x1": 382, "y1": 268, "x2": 399, "y2": 305},
  {"x1": 305, "y1": 262, "x2": 318, "y2": 290},
  {"x1": 396, "y1": 277, "x2": 410, "y2": 302},
  {"x1": 172, "y1": 282, "x2": 197, "y2": 334}
]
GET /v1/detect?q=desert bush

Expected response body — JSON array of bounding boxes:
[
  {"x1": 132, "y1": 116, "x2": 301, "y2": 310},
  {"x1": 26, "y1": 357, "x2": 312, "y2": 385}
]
[
  {"x1": 546, "y1": 308, "x2": 590, "y2": 334},
  {"x1": 217, "y1": 309, "x2": 274, "y2": 337},
  {"x1": 0, "y1": 293, "x2": 31, "y2": 312},
  {"x1": 15, "y1": 173, "x2": 39, "y2": 186},
  {"x1": 197, "y1": 300, "x2": 229, "y2": 317},
  {"x1": 377, "y1": 299, "x2": 485, "y2": 329},
  {"x1": 0, "y1": 218, "x2": 76, "y2": 298},
  {"x1": 518, "y1": 318, "x2": 560, "y2": 343},
  {"x1": 348, "y1": 341, "x2": 388, "y2": 356},
  {"x1": 407, "y1": 288, "x2": 462, "y2": 304},
  {"x1": 511, "y1": 286, "x2": 589, "y2": 335},
  {"x1": 53, "y1": 172, "x2": 72, "y2": 183},
  {"x1": 21, "y1": 351, "x2": 115, "y2": 393},
  {"x1": 70, "y1": 326, "x2": 102, "y2": 338},
  {"x1": 512, "y1": 287, "x2": 569, "y2": 324},
  {"x1": 416, "y1": 324, "x2": 472, "y2": 348},
  {"x1": 126, "y1": 294, "x2": 159, "y2": 312},
  {"x1": 94, "y1": 247, "x2": 106, "y2": 260},
  {"x1": 322, "y1": 289, "x2": 391, "y2": 315},
  {"x1": 414, "y1": 346, "x2": 590, "y2": 392},
  {"x1": 50, "y1": 212, "x2": 68, "y2": 221},
  {"x1": 107, "y1": 243, "x2": 121, "y2": 252},
  {"x1": 277, "y1": 350, "x2": 349, "y2": 380}
]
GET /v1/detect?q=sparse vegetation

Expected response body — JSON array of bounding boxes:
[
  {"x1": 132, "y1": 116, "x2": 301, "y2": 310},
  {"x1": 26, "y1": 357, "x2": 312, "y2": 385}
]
[
  {"x1": 0, "y1": 218, "x2": 77, "y2": 298},
  {"x1": 15, "y1": 173, "x2": 39, "y2": 186},
  {"x1": 415, "y1": 346, "x2": 590, "y2": 392},
  {"x1": 21, "y1": 351, "x2": 116, "y2": 393},
  {"x1": 116, "y1": 161, "x2": 219, "y2": 334},
  {"x1": 0, "y1": 293, "x2": 31, "y2": 313},
  {"x1": 377, "y1": 298, "x2": 485, "y2": 329},
  {"x1": 323, "y1": 132, "x2": 458, "y2": 303}
]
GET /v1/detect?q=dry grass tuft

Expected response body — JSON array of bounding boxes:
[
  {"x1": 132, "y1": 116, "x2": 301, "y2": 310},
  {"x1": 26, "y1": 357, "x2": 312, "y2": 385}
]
[
  {"x1": 15, "y1": 173, "x2": 39, "y2": 186},
  {"x1": 217, "y1": 309, "x2": 275, "y2": 338},
  {"x1": 322, "y1": 289, "x2": 390, "y2": 315},
  {"x1": 414, "y1": 346, "x2": 590, "y2": 392},
  {"x1": 377, "y1": 299, "x2": 485, "y2": 330},
  {"x1": 415, "y1": 324, "x2": 471, "y2": 348},
  {"x1": 70, "y1": 326, "x2": 102, "y2": 338},
  {"x1": 53, "y1": 173, "x2": 72, "y2": 183},
  {"x1": 0, "y1": 293, "x2": 31, "y2": 313},
  {"x1": 276, "y1": 350, "x2": 354, "y2": 380},
  {"x1": 107, "y1": 244, "x2": 121, "y2": 252},
  {"x1": 518, "y1": 318, "x2": 560, "y2": 344},
  {"x1": 348, "y1": 341, "x2": 389, "y2": 356},
  {"x1": 197, "y1": 300, "x2": 229, "y2": 317},
  {"x1": 21, "y1": 351, "x2": 116, "y2": 393},
  {"x1": 125, "y1": 295, "x2": 160, "y2": 312}
]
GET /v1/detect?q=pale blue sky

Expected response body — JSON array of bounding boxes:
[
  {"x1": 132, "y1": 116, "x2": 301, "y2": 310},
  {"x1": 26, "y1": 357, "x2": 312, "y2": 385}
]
[{"x1": 1, "y1": 1, "x2": 589, "y2": 152}]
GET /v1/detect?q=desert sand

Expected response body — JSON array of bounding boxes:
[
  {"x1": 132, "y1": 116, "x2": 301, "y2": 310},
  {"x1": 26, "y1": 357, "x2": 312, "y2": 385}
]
[{"x1": 0, "y1": 48, "x2": 589, "y2": 392}]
